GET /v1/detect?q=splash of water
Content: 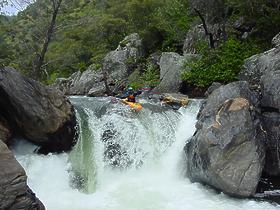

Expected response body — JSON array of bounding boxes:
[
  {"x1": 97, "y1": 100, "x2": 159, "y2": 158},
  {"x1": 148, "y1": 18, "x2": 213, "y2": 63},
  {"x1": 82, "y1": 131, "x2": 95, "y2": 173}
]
[{"x1": 12, "y1": 97, "x2": 279, "y2": 210}]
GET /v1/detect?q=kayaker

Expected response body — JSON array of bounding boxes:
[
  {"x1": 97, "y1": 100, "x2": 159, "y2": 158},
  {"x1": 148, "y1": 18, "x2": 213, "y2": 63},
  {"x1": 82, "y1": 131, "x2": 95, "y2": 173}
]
[{"x1": 121, "y1": 87, "x2": 142, "y2": 103}]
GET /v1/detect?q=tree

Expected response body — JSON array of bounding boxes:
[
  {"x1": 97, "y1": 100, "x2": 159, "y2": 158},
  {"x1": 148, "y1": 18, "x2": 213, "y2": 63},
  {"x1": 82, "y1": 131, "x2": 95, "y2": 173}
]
[
  {"x1": 7, "y1": 0, "x2": 64, "y2": 80},
  {"x1": 32, "y1": 0, "x2": 63, "y2": 79},
  {"x1": 188, "y1": 0, "x2": 227, "y2": 49}
]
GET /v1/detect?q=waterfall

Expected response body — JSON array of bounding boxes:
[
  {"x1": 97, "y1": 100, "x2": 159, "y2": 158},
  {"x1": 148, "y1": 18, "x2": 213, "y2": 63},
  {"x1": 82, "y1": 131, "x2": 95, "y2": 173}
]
[{"x1": 12, "y1": 97, "x2": 279, "y2": 210}]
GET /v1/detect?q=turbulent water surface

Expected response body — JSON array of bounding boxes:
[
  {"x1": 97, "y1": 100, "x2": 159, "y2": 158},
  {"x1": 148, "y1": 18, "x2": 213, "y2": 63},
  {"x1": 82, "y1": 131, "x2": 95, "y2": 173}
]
[{"x1": 12, "y1": 97, "x2": 280, "y2": 210}]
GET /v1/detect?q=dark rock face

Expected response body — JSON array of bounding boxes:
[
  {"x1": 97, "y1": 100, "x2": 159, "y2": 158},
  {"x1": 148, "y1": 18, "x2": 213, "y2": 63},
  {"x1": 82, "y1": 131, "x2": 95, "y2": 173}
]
[
  {"x1": 0, "y1": 116, "x2": 11, "y2": 144},
  {"x1": 260, "y1": 70, "x2": 280, "y2": 111},
  {"x1": 262, "y1": 112, "x2": 280, "y2": 176},
  {"x1": 185, "y1": 82, "x2": 265, "y2": 197},
  {"x1": 259, "y1": 70, "x2": 280, "y2": 177},
  {"x1": 238, "y1": 47, "x2": 280, "y2": 87},
  {"x1": 0, "y1": 140, "x2": 45, "y2": 210},
  {"x1": 0, "y1": 67, "x2": 77, "y2": 153}
]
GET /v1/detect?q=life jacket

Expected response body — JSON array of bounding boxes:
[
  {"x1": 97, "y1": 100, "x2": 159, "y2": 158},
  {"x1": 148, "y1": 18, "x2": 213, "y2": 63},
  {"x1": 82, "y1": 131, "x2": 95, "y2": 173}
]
[{"x1": 127, "y1": 94, "x2": 136, "y2": 102}]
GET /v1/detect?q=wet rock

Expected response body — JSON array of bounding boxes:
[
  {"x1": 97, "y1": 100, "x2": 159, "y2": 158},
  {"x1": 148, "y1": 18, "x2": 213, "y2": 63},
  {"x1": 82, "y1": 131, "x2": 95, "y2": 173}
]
[
  {"x1": 0, "y1": 67, "x2": 77, "y2": 153},
  {"x1": 161, "y1": 93, "x2": 189, "y2": 110},
  {"x1": 154, "y1": 53, "x2": 195, "y2": 93},
  {"x1": 0, "y1": 140, "x2": 44, "y2": 209},
  {"x1": 238, "y1": 47, "x2": 280, "y2": 88},
  {"x1": 185, "y1": 81, "x2": 265, "y2": 197},
  {"x1": 262, "y1": 112, "x2": 280, "y2": 176}
]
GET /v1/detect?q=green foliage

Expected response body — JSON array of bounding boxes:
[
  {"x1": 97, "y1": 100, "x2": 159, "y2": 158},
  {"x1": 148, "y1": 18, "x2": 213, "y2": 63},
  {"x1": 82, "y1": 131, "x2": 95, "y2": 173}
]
[
  {"x1": 1, "y1": 0, "x2": 279, "y2": 86},
  {"x1": 226, "y1": 0, "x2": 280, "y2": 46},
  {"x1": 182, "y1": 39, "x2": 261, "y2": 87},
  {"x1": 129, "y1": 62, "x2": 160, "y2": 89}
]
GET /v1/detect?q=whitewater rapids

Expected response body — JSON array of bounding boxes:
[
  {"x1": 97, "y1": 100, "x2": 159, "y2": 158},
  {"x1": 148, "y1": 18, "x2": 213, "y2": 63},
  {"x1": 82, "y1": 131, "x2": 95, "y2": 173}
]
[{"x1": 12, "y1": 97, "x2": 279, "y2": 210}]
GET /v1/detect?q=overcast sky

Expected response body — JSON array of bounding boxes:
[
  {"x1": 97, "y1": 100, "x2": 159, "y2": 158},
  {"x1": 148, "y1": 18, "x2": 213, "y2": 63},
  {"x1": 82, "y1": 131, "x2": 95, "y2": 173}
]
[
  {"x1": 2, "y1": 4, "x2": 19, "y2": 15},
  {"x1": 1, "y1": 1, "x2": 29, "y2": 16}
]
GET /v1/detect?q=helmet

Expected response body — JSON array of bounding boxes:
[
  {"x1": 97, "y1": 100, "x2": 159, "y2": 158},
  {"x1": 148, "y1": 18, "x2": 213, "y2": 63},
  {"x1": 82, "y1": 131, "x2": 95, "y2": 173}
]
[{"x1": 127, "y1": 87, "x2": 133, "y2": 91}]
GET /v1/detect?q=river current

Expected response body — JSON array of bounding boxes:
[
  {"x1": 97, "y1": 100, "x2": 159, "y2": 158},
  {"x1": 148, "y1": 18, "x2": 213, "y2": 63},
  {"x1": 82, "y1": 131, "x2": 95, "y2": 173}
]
[{"x1": 12, "y1": 97, "x2": 279, "y2": 210}]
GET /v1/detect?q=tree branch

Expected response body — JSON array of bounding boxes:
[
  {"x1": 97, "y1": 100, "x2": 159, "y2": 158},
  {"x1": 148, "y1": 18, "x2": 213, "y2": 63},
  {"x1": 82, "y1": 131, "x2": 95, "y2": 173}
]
[{"x1": 194, "y1": 8, "x2": 216, "y2": 49}]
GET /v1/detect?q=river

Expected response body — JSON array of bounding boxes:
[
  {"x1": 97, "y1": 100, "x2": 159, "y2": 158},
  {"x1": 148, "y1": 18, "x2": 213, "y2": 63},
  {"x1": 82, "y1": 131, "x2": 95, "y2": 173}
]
[{"x1": 12, "y1": 97, "x2": 279, "y2": 210}]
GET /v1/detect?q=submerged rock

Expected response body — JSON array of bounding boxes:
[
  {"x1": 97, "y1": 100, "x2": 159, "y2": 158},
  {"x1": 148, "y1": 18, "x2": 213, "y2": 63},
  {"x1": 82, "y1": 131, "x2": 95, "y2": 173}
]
[
  {"x1": 160, "y1": 93, "x2": 189, "y2": 110},
  {"x1": 0, "y1": 140, "x2": 44, "y2": 209},
  {"x1": 185, "y1": 81, "x2": 265, "y2": 197},
  {"x1": 0, "y1": 67, "x2": 77, "y2": 153}
]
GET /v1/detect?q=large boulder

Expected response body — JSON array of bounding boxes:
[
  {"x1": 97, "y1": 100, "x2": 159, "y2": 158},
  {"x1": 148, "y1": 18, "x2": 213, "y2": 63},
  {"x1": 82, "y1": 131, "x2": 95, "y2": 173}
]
[
  {"x1": 184, "y1": 81, "x2": 265, "y2": 197},
  {"x1": 262, "y1": 112, "x2": 280, "y2": 176},
  {"x1": 154, "y1": 53, "x2": 195, "y2": 93},
  {"x1": 0, "y1": 140, "x2": 44, "y2": 209},
  {"x1": 68, "y1": 69, "x2": 103, "y2": 95},
  {"x1": 238, "y1": 47, "x2": 280, "y2": 87},
  {"x1": 0, "y1": 67, "x2": 77, "y2": 153},
  {"x1": 0, "y1": 116, "x2": 11, "y2": 144},
  {"x1": 102, "y1": 33, "x2": 144, "y2": 83},
  {"x1": 54, "y1": 68, "x2": 104, "y2": 96},
  {"x1": 54, "y1": 33, "x2": 144, "y2": 96},
  {"x1": 260, "y1": 70, "x2": 280, "y2": 111}
]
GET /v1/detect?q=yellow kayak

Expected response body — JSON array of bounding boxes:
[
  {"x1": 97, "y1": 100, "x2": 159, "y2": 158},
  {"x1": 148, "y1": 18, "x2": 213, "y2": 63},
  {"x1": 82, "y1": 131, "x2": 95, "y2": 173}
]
[{"x1": 121, "y1": 99, "x2": 143, "y2": 111}]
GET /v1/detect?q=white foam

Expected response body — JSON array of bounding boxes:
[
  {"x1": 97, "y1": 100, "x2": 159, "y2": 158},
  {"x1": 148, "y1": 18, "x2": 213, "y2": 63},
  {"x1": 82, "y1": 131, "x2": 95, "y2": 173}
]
[{"x1": 13, "y1": 98, "x2": 279, "y2": 210}]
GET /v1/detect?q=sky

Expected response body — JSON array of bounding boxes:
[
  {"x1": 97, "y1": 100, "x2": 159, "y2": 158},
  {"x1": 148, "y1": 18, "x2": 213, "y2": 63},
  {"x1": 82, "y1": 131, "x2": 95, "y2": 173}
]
[
  {"x1": 1, "y1": 4, "x2": 19, "y2": 15},
  {"x1": 1, "y1": 1, "x2": 29, "y2": 16}
]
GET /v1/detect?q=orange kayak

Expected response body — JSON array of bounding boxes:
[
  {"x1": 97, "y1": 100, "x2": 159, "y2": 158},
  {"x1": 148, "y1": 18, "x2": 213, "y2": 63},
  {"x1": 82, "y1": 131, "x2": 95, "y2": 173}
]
[{"x1": 121, "y1": 99, "x2": 142, "y2": 111}]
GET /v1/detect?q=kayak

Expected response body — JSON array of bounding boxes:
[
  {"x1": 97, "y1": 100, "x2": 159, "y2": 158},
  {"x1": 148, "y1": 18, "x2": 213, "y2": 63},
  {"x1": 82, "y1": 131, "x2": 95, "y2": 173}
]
[{"x1": 121, "y1": 99, "x2": 143, "y2": 111}]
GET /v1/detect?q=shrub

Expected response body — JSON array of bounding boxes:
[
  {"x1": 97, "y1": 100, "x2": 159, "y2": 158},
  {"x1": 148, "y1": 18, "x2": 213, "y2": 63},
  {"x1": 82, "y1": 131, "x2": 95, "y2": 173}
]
[{"x1": 182, "y1": 38, "x2": 261, "y2": 87}]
